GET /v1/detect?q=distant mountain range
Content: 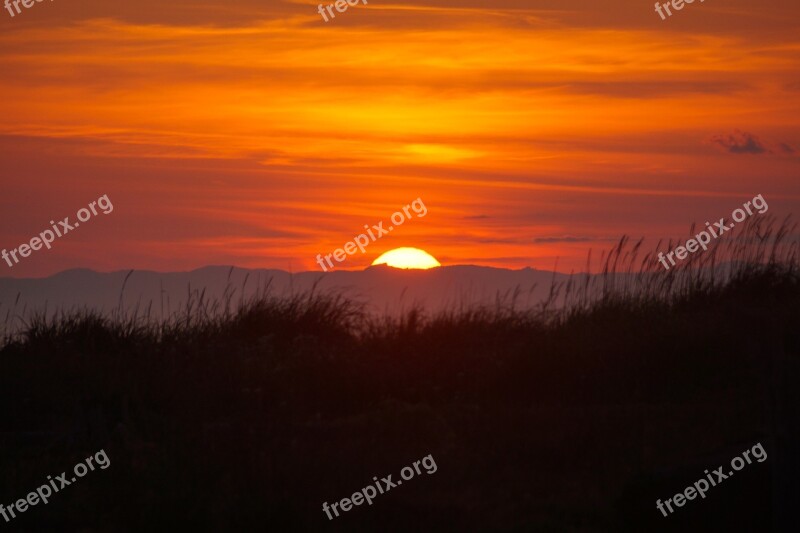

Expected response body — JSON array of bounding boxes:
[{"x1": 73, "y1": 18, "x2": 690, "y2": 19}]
[{"x1": 0, "y1": 265, "x2": 575, "y2": 329}]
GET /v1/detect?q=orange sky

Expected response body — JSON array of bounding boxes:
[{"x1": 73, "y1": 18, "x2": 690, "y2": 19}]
[{"x1": 0, "y1": 0, "x2": 798, "y2": 277}]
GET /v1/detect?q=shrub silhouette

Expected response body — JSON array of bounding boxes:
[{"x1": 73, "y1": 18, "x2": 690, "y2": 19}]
[{"x1": 0, "y1": 216, "x2": 798, "y2": 531}]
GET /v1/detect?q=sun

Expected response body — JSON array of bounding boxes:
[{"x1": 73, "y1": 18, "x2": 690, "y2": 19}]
[{"x1": 372, "y1": 247, "x2": 441, "y2": 269}]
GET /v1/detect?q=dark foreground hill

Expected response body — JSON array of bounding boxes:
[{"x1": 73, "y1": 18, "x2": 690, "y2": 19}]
[
  {"x1": 0, "y1": 269, "x2": 797, "y2": 532},
  {"x1": 1, "y1": 222, "x2": 799, "y2": 531}
]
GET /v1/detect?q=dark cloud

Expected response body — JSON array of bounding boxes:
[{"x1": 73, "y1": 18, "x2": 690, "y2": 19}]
[
  {"x1": 566, "y1": 81, "x2": 747, "y2": 99},
  {"x1": 11, "y1": 0, "x2": 800, "y2": 37},
  {"x1": 477, "y1": 237, "x2": 520, "y2": 244},
  {"x1": 710, "y1": 130, "x2": 767, "y2": 154},
  {"x1": 533, "y1": 235, "x2": 594, "y2": 243},
  {"x1": 710, "y1": 130, "x2": 795, "y2": 155}
]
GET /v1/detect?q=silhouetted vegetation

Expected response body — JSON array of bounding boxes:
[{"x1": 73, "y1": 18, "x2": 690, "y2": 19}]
[{"x1": 1, "y1": 217, "x2": 798, "y2": 531}]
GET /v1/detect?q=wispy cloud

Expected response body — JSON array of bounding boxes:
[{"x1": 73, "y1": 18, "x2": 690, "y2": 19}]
[
  {"x1": 710, "y1": 130, "x2": 795, "y2": 155},
  {"x1": 533, "y1": 235, "x2": 595, "y2": 244},
  {"x1": 0, "y1": 1, "x2": 798, "y2": 276}
]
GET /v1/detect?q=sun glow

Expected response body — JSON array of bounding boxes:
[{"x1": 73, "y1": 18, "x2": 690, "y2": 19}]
[{"x1": 372, "y1": 248, "x2": 441, "y2": 269}]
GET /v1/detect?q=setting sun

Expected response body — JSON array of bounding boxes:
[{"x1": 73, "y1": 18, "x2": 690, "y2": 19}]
[{"x1": 372, "y1": 248, "x2": 441, "y2": 269}]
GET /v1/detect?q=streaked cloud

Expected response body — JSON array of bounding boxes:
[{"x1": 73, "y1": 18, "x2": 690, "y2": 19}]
[
  {"x1": 710, "y1": 130, "x2": 796, "y2": 155},
  {"x1": 533, "y1": 236, "x2": 595, "y2": 244},
  {"x1": 0, "y1": 0, "x2": 798, "y2": 276}
]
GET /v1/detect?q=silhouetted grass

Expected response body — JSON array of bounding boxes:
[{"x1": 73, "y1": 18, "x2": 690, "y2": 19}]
[{"x1": 0, "y1": 218, "x2": 798, "y2": 531}]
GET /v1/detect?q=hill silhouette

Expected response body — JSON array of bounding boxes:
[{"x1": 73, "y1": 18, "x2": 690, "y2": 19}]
[
  {"x1": 0, "y1": 264, "x2": 566, "y2": 331},
  {"x1": 0, "y1": 217, "x2": 798, "y2": 531}
]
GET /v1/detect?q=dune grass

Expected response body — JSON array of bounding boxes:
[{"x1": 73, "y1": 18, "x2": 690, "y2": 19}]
[{"x1": 0, "y1": 216, "x2": 798, "y2": 531}]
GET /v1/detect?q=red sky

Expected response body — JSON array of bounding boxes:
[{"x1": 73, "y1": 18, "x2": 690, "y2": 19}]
[{"x1": 0, "y1": 0, "x2": 798, "y2": 277}]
